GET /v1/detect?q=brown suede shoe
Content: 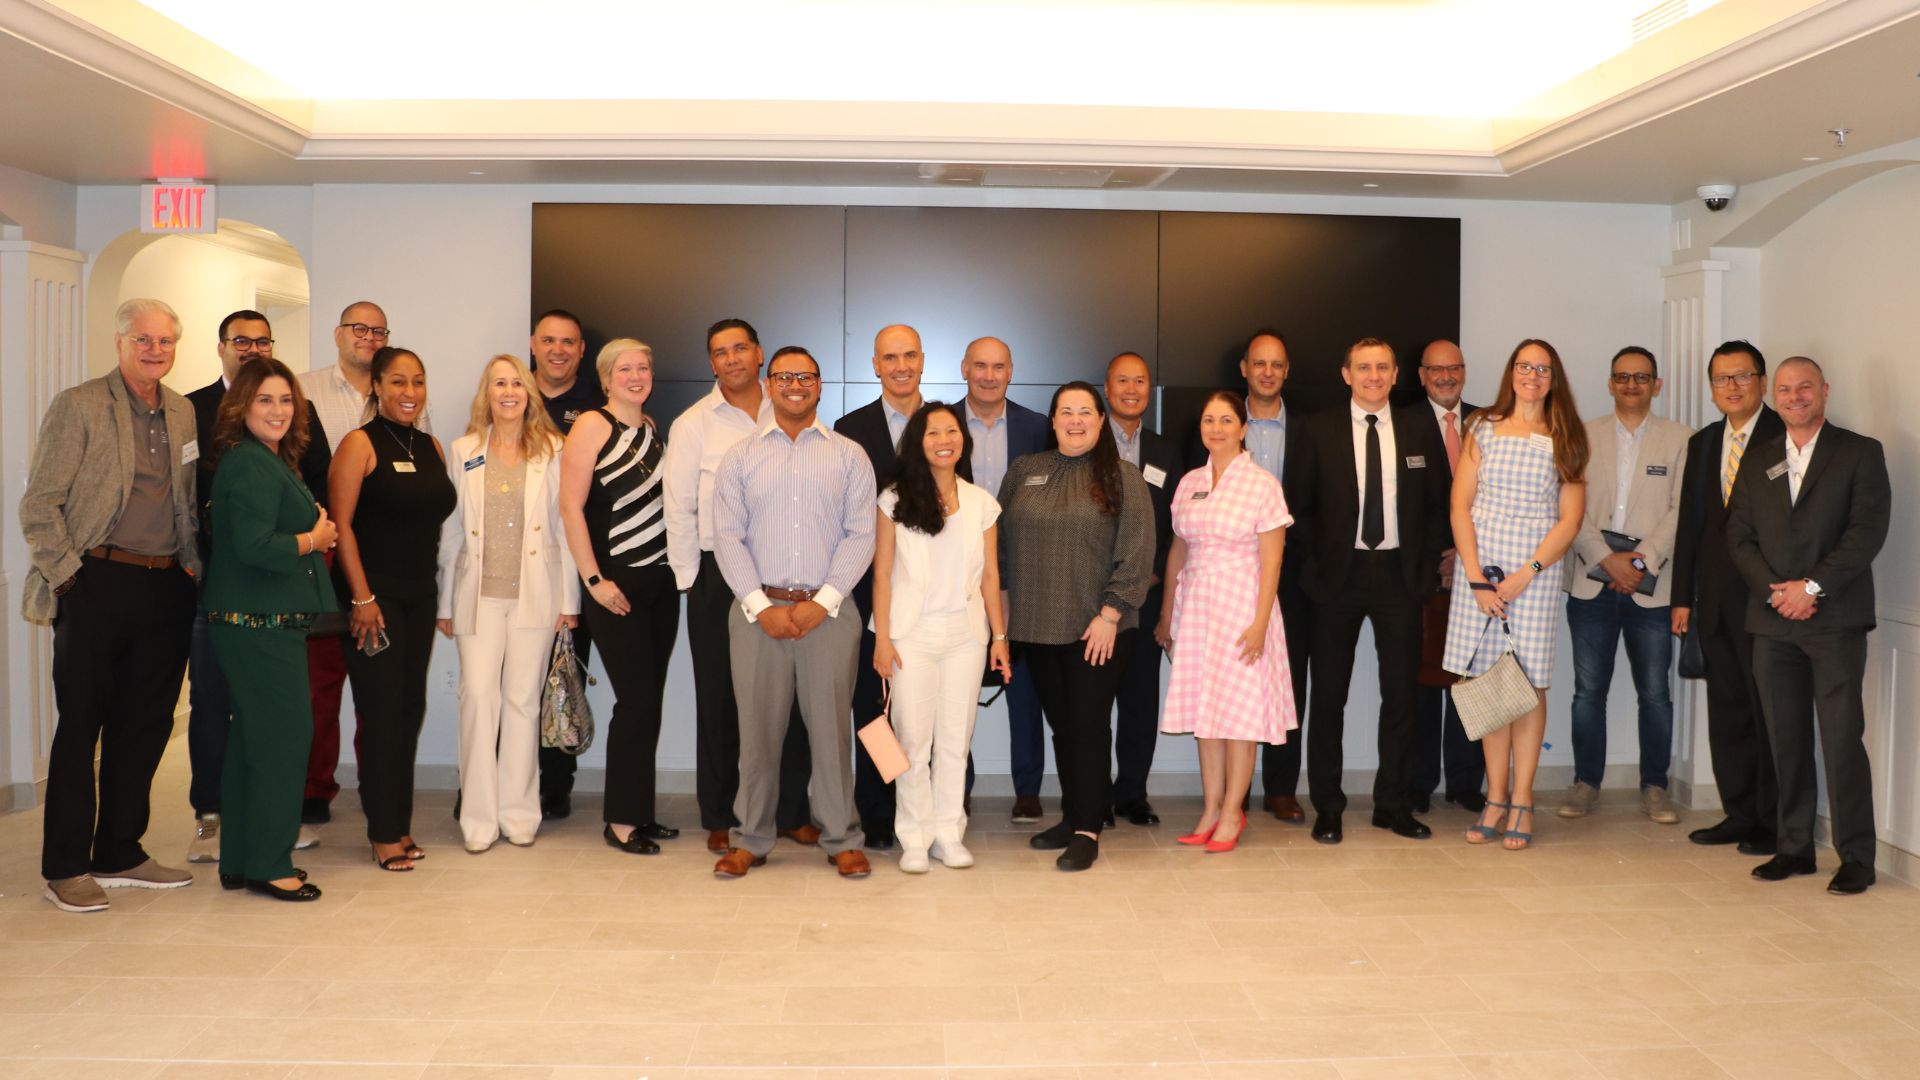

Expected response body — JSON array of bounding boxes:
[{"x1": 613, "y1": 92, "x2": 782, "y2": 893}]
[
  {"x1": 714, "y1": 848, "x2": 766, "y2": 878},
  {"x1": 779, "y1": 823, "x2": 822, "y2": 845},
  {"x1": 1265, "y1": 794, "x2": 1306, "y2": 822},
  {"x1": 829, "y1": 850, "x2": 871, "y2": 878},
  {"x1": 707, "y1": 828, "x2": 731, "y2": 854}
]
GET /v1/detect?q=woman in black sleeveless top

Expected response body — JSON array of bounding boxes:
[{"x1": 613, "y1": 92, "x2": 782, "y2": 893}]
[
  {"x1": 559, "y1": 337, "x2": 679, "y2": 855},
  {"x1": 330, "y1": 346, "x2": 457, "y2": 871}
]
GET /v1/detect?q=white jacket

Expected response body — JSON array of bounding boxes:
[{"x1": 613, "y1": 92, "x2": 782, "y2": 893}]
[
  {"x1": 436, "y1": 429, "x2": 580, "y2": 634},
  {"x1": 878, "y1": 479, "x2": 998, "y2": 643}
]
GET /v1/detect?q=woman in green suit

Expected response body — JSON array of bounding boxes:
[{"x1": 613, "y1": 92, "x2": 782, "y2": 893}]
[{"x1": 203, "y1": 358, "x2": 338, "y2": 901}]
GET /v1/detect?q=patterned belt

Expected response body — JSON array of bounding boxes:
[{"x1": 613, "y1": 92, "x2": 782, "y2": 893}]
[
  {"x1": 762, "y1": 584, "x2": 820, "y2": 603},
  {"x1": 86, "y1": 546, "x2": 177, "y2": 570}
]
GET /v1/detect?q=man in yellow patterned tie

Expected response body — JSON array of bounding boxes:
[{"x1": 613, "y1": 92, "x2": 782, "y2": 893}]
[{"x1": 1669, "y1": 341, "x2": 1785, "y2": 855}]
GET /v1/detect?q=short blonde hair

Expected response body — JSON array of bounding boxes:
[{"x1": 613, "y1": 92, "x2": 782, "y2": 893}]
[
  {"x1": 463, "y1": 354, "x2": 562, "y2": 462},
  {"x1": 595, "y1": 338, "x2": 653, "y2": 393},
  {"x1": 117, "y1": 298, "x2": 182, "y2": 339}
]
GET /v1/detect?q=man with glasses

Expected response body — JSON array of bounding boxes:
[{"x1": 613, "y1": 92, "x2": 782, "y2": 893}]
[
  {"x1": 1670, "y1": 341, "x2": 1784, "y2": 855},
  {"x1": 182, "y1": 311, "x2": 332, "y2": 863},
  {"x1": 22, "y1": 299, "x2": 201, "y2": 911},
  {"x1": 1560, "y1": 347, "x2": 1693, "y2": 824}
]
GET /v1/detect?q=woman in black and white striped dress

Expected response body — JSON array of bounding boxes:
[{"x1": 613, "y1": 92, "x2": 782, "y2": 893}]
[{"x1": 559, "y1": 337, "x2": 679, "y2": 854}]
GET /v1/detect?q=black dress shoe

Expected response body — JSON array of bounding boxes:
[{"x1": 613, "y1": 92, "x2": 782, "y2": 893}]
[
  {"x1": 1311, "y1": 813, "x2": 1343, "y2": 845},
  {"x1": 1410, "y1": 795, "x2": 1432, "y2": 815},
  {"x1": 604, "y1": 824, "x2": 660, "y2": 855},
  {"x1": 1689, "y1": 819, "x2": 1747, "y2": 845},
  {"x1": 1114, "y1": 800, "x2": 1161, "y2": 827},
  {"x1": 1102, "y1": 807, "x2": 1117, "y2": 828},
  {"x1": 1030, "y1": 820, "x2": 1073, "y2": 850},
  {"x1": 1738, "y1": 834, "x2": 1778, "y2": 856},
  {"x1": 1751, "y1": 854, "x2": 1817, "y2": 881},
  {"x1": 542, "y1": 792, "x2": 572, "y2": 820},
  {"x1": 221, "y1": 869, "x2": 307, "y2": 890},
  {"x1": 1446, "y1": 792, "x2": 1489, "y2": 814},
  {"x1": 865, "y1": 832, "x2": 896, "y2": 852},
  {"x1": 1828, "y1": 861, "x2": 1875, "y2": 895},
  {"x1": 1372, "y1": 810, "x2": 1433, "y2": 840},
  {"x1": 1056, "y1": 834, "x2": 1099, "y2": 872},
  {"x1": 300, "y1": 797, "x2": 331, "y2": 825},
  {"x1": 244, "y1": 878, "x2": 322, "y2": 901},
  {"x1": 636, "y1": 822, "x2": 680, "y2": 841}
]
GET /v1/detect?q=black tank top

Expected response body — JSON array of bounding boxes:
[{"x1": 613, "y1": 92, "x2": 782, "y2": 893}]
[
  {"x1": 355, "y1": 414, "x2": 456, "y2": 596},
  {"x1": 585, "y1": 408, "x2": 666, "y2": 570}
]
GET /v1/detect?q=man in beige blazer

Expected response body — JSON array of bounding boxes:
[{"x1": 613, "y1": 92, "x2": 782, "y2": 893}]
[
  {"x1": 1559, "y1": 347, "x2": 1693, "y2": 824},
  {"x1": 19, "y1": 298, "x2": 202, "y2": 912}
]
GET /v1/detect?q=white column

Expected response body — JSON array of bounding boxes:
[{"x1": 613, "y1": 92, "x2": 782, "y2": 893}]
[{"x1": 0, "y1": 240, "x2": 86, "y2": 811}]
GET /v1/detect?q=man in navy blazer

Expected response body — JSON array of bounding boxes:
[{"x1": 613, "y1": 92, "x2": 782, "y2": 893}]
[
  {"x1": 834, "y1": 324, "x2": 929, "y2": 849},
  {"x1": 958, "y1": 337, "x2": 1051, "y2": 823}
]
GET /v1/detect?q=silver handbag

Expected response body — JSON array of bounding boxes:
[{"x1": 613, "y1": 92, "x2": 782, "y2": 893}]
[
  {"x1": 1452, "y1": 617, "x2": 1537, "y2": 741},
  {"x1": 539, "y1": 631, "x2": 595, "y2": 755}
]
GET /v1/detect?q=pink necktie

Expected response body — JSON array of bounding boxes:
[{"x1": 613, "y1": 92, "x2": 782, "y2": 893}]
[{"x1": 1443, "y1": 412, "x2": 1461, "y2": 471}]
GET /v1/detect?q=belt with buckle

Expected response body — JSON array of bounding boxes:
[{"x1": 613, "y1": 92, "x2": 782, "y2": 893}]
[
  {"x1": 86, "y1": 546, "x2": 177, "y2": 570},
  {"x1": 761, "y1": 584, "x2": 820, "y2": 603}
]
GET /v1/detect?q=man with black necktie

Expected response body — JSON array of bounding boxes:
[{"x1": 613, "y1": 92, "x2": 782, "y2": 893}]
[
  {"x1": 1726, "y1": 356, "x2": 1889, "y2": 896},
  {"x1": 1670, "y1": 340, "x2": 1783, "y2": 856},
  {"x1": 1287, "y1": 338, "x2": 1449, "y2": 843}
]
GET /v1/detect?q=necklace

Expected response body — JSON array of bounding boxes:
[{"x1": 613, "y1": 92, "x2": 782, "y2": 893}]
[{"x1": 380, "y1": 416, "x2": 417, "y2": 461}]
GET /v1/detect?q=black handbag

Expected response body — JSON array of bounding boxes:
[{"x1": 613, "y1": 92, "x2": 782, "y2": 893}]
[{"x1": 1677, "y1": 621, "x2": 1707, "y2": 679}]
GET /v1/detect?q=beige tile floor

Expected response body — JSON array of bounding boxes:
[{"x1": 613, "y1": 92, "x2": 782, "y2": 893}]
[{"x1": 3, "y1": 740, "x2": 1919, "y2": 1079}]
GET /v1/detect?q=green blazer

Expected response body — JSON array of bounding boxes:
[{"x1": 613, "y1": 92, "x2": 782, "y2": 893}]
[{"x1": 201, "y1": 438, "x2": 337, "y2": 616}]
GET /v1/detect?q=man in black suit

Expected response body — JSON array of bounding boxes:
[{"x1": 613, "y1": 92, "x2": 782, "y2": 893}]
[
  {"x1": 1288, "y1": 338, "x2": 1449, "y2": 843},
  {"x1": 959, "y1": 336, "x2": 1051, "y2": 823},
  {"x1": 1407, "y1": 340, "x2": 1487, "y2": 815},
  {"x1": 834, "y1": 323, "x2": 927, "y2": 849},
  {"x1": 1670, "y1": 340, "x2": 1784, "y2": 855},
  {"x1": 183, "y1": 311, "x2": 330, "y2": 862},
  {"x1": 1105, "y1": 351, "x2": 1180, "y2": 827},
  {"x1": 1727, "y1": 356, "x2": 1890, "y2": 895}
]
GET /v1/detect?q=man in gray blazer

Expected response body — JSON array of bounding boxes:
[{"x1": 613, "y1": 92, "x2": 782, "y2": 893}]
[
  {"x1": 19, "y1": 298, "x2": 202, "y2": 912},
  {"x1": 1559, "y1": 347, "x2": 1692, "y2": 824}
]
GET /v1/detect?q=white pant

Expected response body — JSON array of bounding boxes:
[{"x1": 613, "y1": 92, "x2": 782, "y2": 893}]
[
  {"x1": 890, "y1": 610, "x2": 987, "y2": 850},
  {"x1": 455, "y1": 597, "x2": 549, "y2": 846}
]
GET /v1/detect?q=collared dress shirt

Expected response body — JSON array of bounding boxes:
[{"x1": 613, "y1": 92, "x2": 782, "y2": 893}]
[
  {"x1": 1785, "y1": 423, "x2": 1823, "y2": 505},
  {"x1": 713, "y1": 417, "x2": 877, "y2": 622},
  {"x1": 965, "y1": 399, "x2": 1011, "y2": 498},
  {"x1": 1349, "y1": 400, "x2": 1400, "y2": 550},
  {"x1": 662, "y1": 384, "x2": 775, "y2": 590},
  {"x1": 1246, "y1": 403, "x2": 1287, "y2": 485},
  {"x1": 1611, "y1": 415, "x2": 1650, "y2": 533}
]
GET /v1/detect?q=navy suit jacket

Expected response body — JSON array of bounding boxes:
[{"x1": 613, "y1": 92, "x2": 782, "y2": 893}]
[{"x1": 835, "y1": 398, "x2": 907, "y2": 619}]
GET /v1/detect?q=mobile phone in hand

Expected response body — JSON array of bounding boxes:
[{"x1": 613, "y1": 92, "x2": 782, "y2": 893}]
[{"x1": 361, "y1": 627, "x2": 391, "y2": 657}]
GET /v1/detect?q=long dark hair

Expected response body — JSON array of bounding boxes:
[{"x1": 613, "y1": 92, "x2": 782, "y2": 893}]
[
  {"x1": 211, "y1": 356, "x2": 310, "y2": 470},
  {"x1": 887, "y1": 401, "x2": 972, "y2": 536},
  {"x1": 1048, "y1": 381, "x2": 1124, "y2": 517},
  {"x1": 1476, "y1": 338, "x2": 1590, "y2": 483}
]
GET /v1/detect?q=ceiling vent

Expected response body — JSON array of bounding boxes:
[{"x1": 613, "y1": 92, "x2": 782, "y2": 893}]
[
  {"x1": 1632, "y1": 0, "x2": 1691, "y2": 42},
  {"x1": 917, "y1": 164, "x2": 1174, "y2": 189}
]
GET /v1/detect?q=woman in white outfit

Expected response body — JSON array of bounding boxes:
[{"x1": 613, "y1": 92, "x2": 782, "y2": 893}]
[
  {"x1": 872, "y1": 402, "x2": 1013, "y2": 873},
  {"x1": 436, "y1": 355, "x2": 579, "y2": 852}
]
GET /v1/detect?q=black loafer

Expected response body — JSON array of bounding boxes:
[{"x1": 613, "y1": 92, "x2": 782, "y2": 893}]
[
  {"x1": 244, "y1": 878, "x2": 321, "y2": 902},
  {"x1": 1751, "y1": 854, "x2": 1817, "y2": 881},
  {"x1": 1029, "y1": 821, "x2": 1073, "y2": 850},
  {"x1": 1738, "y1": 834, "x2": 1778, "y2": 856},
  {"x1": 864, "y1": 832, "x2": 897, "y2": 852},
  {"x1": 221, "y1": 869, "x2": 307, "y2": 890},
  {"x1": 1688, "y1": 819, "x2": 1747, "y2": 846},
  {"x1": 1446, "y1": 792, "x2": 1489, "y2": 813},
  {"x1": 1056, "y1": 834, "x2": 1099, "y2": 872},
  {"x1": 542, "y1": 793, "x2": 572, "y2": 820},
  {"x1": 1410, "y1": 795, "x2": 1432, "y2": 815},
  {"x1": 1372, "y1": 810, "x2": 1433, "y2": 840},
  {"x1": 604, "y1": 824, "x2": 659, "y2": 855},
  {"x1": 1311, "y1": 813, "x2": 1343, "y2": 845},
  {"x1": 1828, "y1": 861, "x2": 1875, "y2": 895},
  {"x1": 1115, "y1": 800, "x2": 1161, "y2": 827},
  {"x1": 636, "y1": 822, "x2": 680, "y2": 841}
]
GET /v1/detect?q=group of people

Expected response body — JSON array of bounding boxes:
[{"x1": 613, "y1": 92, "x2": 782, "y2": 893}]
[{"x1": 20, "y1": 298, "x2": 1891, "y2": 912}]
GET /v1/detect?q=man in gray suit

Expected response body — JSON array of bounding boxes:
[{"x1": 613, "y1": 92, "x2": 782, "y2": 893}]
[
  {"x1": 20, "y1": 298, "x2": 202, "y2": 912},
  {"x1": 1560, "y1": 347, "x2": 1692, "y2": 824}
]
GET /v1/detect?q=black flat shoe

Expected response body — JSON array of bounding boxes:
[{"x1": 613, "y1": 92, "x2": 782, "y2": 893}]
[
  {"x1": 636, "y1": 822, "x2": 680, "y2": 841},
  {"x1": 1752, "y1": 854, "x2": 1816, "y2": 881},
  {"x1": 1029, "y1": 821, "x2": 1073, "y2": 850},
  {"x1": 542, "y1": 792, "x2": 572, "y2": 820},
  {"x1": 1114, "y1": 800, "x2": 1161, "y2": 827},
  {"x1": 864, "y1": 832, "x2": 897, "y2": 852},
  {"x1": 604, "y1": 824, "x2": 660, "y2": 855},
  {"x1": 1688, "y1": 819, "x2": 1747, "y2": 846},
  {"x1": 1446, "y1": 792, "x2": 1489, "y2": 814},
  {"x1": 1828, "y1": 861, "x2": 1875, "y2": 895},
  {"x1": 244, "y1": 878, "x2": 321, "y2": 901},
  {"x1": 221, "y1": 869, "x2": 307, "y2": 890},
  {"x1": 1311, "y1": 813, "x2": 1343, "y2": 845},
  {"x1": 1372, "y1": 810, "x2": 1433, "y2": 840},
  {"x1": 1056, "y1": 834, "x2": 1099, "y2": 872}
]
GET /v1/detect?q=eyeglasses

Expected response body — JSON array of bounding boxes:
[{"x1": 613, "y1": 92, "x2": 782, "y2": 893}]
[
  {"x1": 769, "y1": 372, "x2": 819, "y2": 388},
  {"x1": 339, "y1": 323, "x2": 391, "y2": 340},
  {"x1": 224, "y1": 336, "x2": 274, "y2": 350},
  {"x1": 125, "y1": 335, "x2": 178, "y2": 351},
  {"x1": 1421, "y1": 364, "x2": 1464, "y2": 377},
  {"x1": 1709, "y1": 371, "x2": 1758, "y2": 388},
  {"x1": 1609, "y1": 372, "x2": 1655, "y2": 385},
  {"x1": 1514, "y1": 362, "x2": 1553, "y2": 376}
]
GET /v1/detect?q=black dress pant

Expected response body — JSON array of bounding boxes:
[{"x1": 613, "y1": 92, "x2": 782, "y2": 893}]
[
  {"x1": 1110, "y1": 586, "x2": 1162, "y2": 808},
  {"x1": 1754, "y1": 631, "x2": 1875, "y2": 868},
  {"x1": 583, "y1": 564, "x2": 678, "y2": 826},
  {"x1": 345, "y1": 585, "x2": 438, "y2": 844},
  {"x1": 1409, "y1": 684, "x2": 1484, "y2": 803},
  {"x1": 1702, "y1": 612, "x2": 1776, "y2": 838},
  {"x1": 688, "y1": 552, "x2": 812, "y2": 832},
  {"x1": 1022, "y1": 631, "x2": 1135, "y2": 835},
  {"x1": 1260, "y1": 587, "x2": 1313, "y2": 797},
  {"x1": 1307, "y1": 551, "x2": 1421, "y2": 817},
  {"x1": 537, "y1": 619, "x2": 591, "y2": 799},
  {"x1": 42, "y1": 558, "x2": 194, "y2": 881}
]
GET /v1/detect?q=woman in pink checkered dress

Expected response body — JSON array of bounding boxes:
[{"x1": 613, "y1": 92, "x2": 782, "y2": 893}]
[{"x1": 1155, "y1": 391, "x2": 1296, "y2": 852}]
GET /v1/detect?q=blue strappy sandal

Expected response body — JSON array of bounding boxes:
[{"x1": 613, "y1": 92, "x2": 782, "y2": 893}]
[
  {"x1": 1503, "y1": 804, "x2": 1536, "y2": 850},
  {"x1": 1465, "y1": 800, "x2": 1510, "y2": 845}
]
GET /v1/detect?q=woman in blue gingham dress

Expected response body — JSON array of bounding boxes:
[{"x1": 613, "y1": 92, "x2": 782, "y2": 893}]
[{"x1": 1442, "y1": 430, "x2": 1562, "y2": 685}]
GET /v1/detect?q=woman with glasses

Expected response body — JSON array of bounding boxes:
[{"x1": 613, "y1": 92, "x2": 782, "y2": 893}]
[
  {"x1": 560, "y1": 338, "x2": 680, "y2": 855},
  {"x1": 1443, "y1": 340, "x2": 1588, "y2": 850}
]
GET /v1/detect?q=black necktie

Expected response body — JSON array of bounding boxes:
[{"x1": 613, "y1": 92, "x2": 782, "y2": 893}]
[{"x1": 1362, "y1": 413, "x2": 1384, "y2": 549}]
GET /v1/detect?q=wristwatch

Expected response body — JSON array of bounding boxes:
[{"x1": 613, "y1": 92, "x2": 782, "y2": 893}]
[
  {"x1": 1529, "y1": 560, "x2": 1544, "y2": 574},
  {"x1": 992, "y1": 633, "x2": 1008, "y2": 642},
  {"x1": 586, "y1": 574, "x2": 603, "y2": 587},
  {"x1": 1804, "y1": 579, "x2": 1824, "y2": 598}
]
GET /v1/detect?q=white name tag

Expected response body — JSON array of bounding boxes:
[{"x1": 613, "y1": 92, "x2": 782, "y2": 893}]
[
  {"x1": 1528, "y1": 433, "x2": 1554, "y2": 454},
  {"x1": 1023, "y1": 474, "x2": 1049, "y2": 486},
  {"x1": 181, "y1": 439, "x2": 199, "y2": 465},
  {"x1": 393, "y1": 461, "x2": 417, "y2": 473},
  {"x1": 463, "y1": 455, "x2": 485, "y2": 472},
  {"x1": 1142, "y1": 464, "x2": 1167, "y2": 488},
  {"x1": 1405, "y1": 455, "x2": 1426, "y2": 469},
  {"x1": 1765, "y1": 461, "x2": 1789, "y2": 481}
]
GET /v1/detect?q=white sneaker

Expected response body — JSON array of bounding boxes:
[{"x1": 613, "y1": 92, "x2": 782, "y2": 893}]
[
  {"x1": 294, "y1": 824, "x2": 321, "y2": 850},
  {"x1": 898, "y1": 847, "x2": 931, "y2": 874},
  {"x1": 929, "y1": 839, "x2": 974, "y2": 869},
  {"x1": 186, "y1": 814, "x2": 219, "y2": 863}
]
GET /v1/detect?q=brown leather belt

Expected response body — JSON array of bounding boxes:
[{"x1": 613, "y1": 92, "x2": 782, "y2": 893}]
[
  {"x1": 86, "y1": 546, "x2": 178, "y2": 570},
  {"x1": 762, "y1": 584, "x2": 819, "y2": 603}
]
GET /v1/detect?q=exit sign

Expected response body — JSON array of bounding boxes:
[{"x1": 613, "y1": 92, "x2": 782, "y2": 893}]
[{"x1": 141, "y1": 182, "x2": 217, "y2": 233}]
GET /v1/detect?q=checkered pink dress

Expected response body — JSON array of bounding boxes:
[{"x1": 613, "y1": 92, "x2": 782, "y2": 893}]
[{"x1": 1161, "y1": 454, "x2": 1298, "y2": 743}]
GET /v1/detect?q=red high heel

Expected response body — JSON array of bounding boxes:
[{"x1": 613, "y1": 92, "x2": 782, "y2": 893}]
[
  {"x1": 1205, "y1": 813, "x2": 1248, "y2": 853},
  {"x1": 1176, "y1": 821, "x2": 1219, "y2": 846}
]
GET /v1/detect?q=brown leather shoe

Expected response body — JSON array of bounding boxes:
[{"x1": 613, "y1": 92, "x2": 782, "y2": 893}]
[
  {"x1": 707, "y1": 828, "x2": 731, "y2": 854},
  {"x1": 779, "y1": 823, "x2": 822, "y2": 845},
  {"x1": 713, "y1": 848, "x2": 766, "y2": 878},
  {"x1": 1265, "y1": 794, "x2": 1306, "y2": 822},
  {"x1": 829, "y1": 850, "x2": 871, "y2": 878}
]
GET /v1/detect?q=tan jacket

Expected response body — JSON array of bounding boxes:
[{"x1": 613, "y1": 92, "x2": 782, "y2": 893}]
[
  {"x1": 1563, "y1": 412, "x2": 1692, "y2": 607},
  {"x1": 18, "y1": 372, "x2": 202, "y2": 622}
]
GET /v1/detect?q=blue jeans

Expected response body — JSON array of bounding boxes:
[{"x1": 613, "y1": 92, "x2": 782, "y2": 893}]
[
  {"x1": 187, "y1": 611, "x2": 233, "y2": 815},
  {"x1": 1568, "y1": 590, "x2": 1674, "y2": 790}
]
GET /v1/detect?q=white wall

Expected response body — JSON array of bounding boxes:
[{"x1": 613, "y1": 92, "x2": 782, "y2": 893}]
[
  {"x1": 67, "y1": 181, "x2": 1670, "y2": 792},
  {"x1": 113, "y1": 233, "x2": 311, "y2": 388},
  {"x1": 0, "y1": 164, "x2": 77, "y2": 247}
]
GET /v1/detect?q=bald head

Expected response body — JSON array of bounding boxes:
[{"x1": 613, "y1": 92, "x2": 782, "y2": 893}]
[
  {"x1": 961, "y1": 336, "x2": 1012, "y2": 415},
  {"x1": 872, "y1": 324, "x2": 925, "y2": 410},
  {"x1": 1105, "y1": 351, "x2": 1151, "y2": 428},
  {"x1": 1418, "y1": 339, "x2": 1465, "y2": 409}
]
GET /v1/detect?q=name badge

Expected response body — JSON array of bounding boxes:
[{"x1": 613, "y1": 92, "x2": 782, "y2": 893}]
[
  {"x1": 463, "y1": 454, "x2": 485, "y2": 472},
  {"x1": 1645, "y1": 465, "x2": 1668, "y2": 476},
  {"x1": 1023, "y1": 474, "x2": 1049, "y2": 486},
  {"x1": 1405, "y1": 455, "x2": 1426, "y2": 470},
  {"x1": 1142, "y1": 464, "x2": 1167, "y2": 488},
  {"x1": 393, "y1": 461, "x2": 417, "y2": 474},
  {"x1": 181, "y1": 439, "x2": 199, "y2": 465},
  {"x1": 1191, "y1": 490, "x2": 1210, "y2": 500},
  {"x1": 1528, "y1": 433, "x2": 1554, "y2": 454},
  {"x1": 1765, "y1": 461, "x2": 1789, "y2": 481}
]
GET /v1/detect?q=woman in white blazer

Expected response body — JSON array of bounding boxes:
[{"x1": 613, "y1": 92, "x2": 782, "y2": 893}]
[
  {"x1": 436, "y1": 355, "x2": 579, "y2": 852},
  {"x1": 872, "y1": 402, "x2": 1013, "y2": 873}
]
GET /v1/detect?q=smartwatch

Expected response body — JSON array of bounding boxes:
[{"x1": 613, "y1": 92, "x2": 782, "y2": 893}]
[
  {"x1": 586, "y1": 574, "x2": 603, "y2": 588},
  {"x1": 1804, "y1": 579, "x2": 1824, "y2": 598},
  {"x1": 1529, "y1": 560, "x2": 1544, "y2": 574}
]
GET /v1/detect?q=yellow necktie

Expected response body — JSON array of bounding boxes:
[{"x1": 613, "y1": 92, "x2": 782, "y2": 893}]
[{"x1": 1722, "y1": 430, "x2": 1746, "y2": 505}]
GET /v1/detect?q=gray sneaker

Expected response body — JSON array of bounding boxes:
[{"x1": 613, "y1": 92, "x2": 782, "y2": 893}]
[
  {"x1": 186, "y1": 814, "x2": 220, "y2": 863},
  {"x1": 1557, "y1": 781, "x2": 1600, "y2": 819},
  {"x1": 1642, "y1": 785, "x2": 1681, "y2": 824},
  {"x1": 44, "y1": 875, "x2": 109, "y2": 913},
  {"x1": 93, "y1": 858, "x2": 194, "y2": 889}
]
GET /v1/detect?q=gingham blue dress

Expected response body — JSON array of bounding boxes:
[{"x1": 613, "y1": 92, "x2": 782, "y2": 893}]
[{"x1": 1442, "y1": 424, "x2": 1563, "y2": 688}]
